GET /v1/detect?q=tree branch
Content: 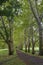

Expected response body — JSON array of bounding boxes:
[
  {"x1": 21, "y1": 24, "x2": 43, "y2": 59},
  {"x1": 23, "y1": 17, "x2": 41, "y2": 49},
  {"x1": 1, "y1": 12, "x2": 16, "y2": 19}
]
[
  {"x1": 0, "y1": 31, "x2": 6, "y2": 42},
  {"x1": 1, "y1": 16, "x2": 8, "y2": 40},
  {"x1": 28, "y1": 0, "x2": 42, "y2": 26}
]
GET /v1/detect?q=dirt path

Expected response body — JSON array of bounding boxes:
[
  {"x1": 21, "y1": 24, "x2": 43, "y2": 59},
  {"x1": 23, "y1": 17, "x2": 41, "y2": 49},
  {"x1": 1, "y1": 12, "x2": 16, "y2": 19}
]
[{"x1": 16, "y1": 50, "x2": 43, "y2": 65}]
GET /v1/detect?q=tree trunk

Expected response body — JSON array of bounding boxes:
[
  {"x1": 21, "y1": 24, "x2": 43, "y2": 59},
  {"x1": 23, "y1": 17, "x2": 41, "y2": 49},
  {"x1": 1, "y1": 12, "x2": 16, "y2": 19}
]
[
  {"x1": 28, "y1": 42, "x2": 30, "y2": 52},
  {"x1": 39, "y1": 25, "x2": 43, "y2": 55},
  {"x1": 8, "y1": 40, "x2": 14, "y2": 55},
  {"x1": 31, "y1": 26, "x2": 35, "y2": 54},
  {"x1": 27, "y1": 27, "x2": 31, "y2": 52},
  {"x1": 28, "y1": 0, "x2": 43, "y2": 55},
  {"x1": 32, "y1": 42, "x2": 35, "y2": 54},
  {"x1": 32, "y1": 35, "x2": 35, "y2": 54},
  {"x1": 25, "y1": 44, "x2": 27, "y2": 52},
  {"x1": 8, "y1": 17, "x2": 14, "y2": 55},
  {"x1": 24, "y1": 28, "x2": 27, "y2": 52}
]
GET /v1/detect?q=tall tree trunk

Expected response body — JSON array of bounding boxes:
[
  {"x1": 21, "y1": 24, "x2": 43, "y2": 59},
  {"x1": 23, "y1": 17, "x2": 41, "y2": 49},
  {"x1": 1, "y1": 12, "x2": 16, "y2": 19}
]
[
  {"x1": 27, "y1": 27, "x2": 31, "y2": 52},
  {"x1": 25, "y1": 44, "x2": 27, "y2": 52},
  {"x1": 24, "y1": 28, "x2": 27, "y2": 52},
  {"x1": 32, "y1": 42, "x2": 35, "y2": 54},
  {"x1": 28, "y1": 41, "x2": 30, "y2": 52},
  {"x1": 39, "y1": 25, "x2": 43, "y2": 55},
  {"x1": 7, "y1": 17, "x2": 14, "y2": 55},
  {"x1": 31, "y1": 26, "x2": 35, "y2": 54}
]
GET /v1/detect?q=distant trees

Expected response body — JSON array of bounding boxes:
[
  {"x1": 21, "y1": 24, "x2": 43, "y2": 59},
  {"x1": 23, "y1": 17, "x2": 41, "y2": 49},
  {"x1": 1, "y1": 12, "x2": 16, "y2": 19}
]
[{"x1": 24, "y1": 28, "x2": 27, "y2": 52}]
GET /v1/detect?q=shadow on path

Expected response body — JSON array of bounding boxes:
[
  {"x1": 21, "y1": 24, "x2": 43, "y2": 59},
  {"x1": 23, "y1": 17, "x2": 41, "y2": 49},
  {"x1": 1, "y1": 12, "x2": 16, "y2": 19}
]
[{"x1": 16, "y1": 50, "x2": 43, "y2": 65}]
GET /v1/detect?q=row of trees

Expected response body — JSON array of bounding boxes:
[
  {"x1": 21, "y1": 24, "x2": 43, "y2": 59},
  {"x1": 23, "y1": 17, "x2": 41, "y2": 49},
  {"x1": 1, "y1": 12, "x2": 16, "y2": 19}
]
[
  {"x1": 0, "y1": 0, "x2": 22, "y2": 55},
  {"x1": 28, "y1": 0, "x2": 43, "y2": 55},
  {"x1": 0, "y1": 0, "x2": 43, "y2": 56},
  {"x1": 18, "y1": 0, "x2": 43, "y2": 55}
]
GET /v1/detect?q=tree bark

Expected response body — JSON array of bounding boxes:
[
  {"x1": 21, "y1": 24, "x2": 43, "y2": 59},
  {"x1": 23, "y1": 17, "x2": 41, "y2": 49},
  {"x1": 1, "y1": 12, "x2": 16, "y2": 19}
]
[
  {"x1": 7, "y1": 40, "x2": 14, "y2": 55},
  {"x1": 31, "y1": 26, "x2": 35, "y2": 54},
  {"x1": 39, "y1": 25, "x2": 43, "y2": 55},
  {"x1": 7, "y1": 17, "x2": 14, "y2": 55},
  {"x1": 32, "y1": 42, "x2": 35, "y2": 54},
  {"x1": 25, "y1": 44, "x2": 27, "y2": 52},
  {"x1": 28, "y1": 42, "x2": 30, "y2": 52},
  {"x1": 24, "y1": 28, "x2": 27, "y2": 52}
]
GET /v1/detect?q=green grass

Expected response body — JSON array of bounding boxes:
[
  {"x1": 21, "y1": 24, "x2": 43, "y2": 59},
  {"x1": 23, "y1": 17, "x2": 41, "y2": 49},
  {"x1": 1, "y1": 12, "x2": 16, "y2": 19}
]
[{"x1": 0, "y1": 50, "x2": 26, "y2": 65}]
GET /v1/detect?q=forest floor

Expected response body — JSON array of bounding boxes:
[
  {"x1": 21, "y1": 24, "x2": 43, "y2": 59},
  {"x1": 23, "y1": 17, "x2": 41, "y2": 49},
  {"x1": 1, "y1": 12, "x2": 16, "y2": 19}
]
[{"x1": 0, "y1": 50, "x2": 26, "y2": 65}]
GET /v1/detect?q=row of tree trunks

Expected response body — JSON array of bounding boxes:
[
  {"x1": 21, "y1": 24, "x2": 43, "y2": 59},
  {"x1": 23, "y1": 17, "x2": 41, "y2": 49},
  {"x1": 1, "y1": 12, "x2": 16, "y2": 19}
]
[
  {"x1": 28, "y1": 0, "x2": 43, "y2": 55},
  {"x1": 24, "y1": 28, "x2": 31, "y2": 52}
]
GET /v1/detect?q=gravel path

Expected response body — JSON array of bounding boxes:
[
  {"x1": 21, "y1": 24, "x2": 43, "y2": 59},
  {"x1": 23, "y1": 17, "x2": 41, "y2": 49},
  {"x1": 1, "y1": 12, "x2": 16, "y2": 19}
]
[{"x1": 16, "y1": 50, "x2": 43, "y2": 65}]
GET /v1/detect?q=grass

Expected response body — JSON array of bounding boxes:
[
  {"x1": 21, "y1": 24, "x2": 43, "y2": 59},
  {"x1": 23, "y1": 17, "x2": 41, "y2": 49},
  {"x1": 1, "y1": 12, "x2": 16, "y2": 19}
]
[
  {"x1": 0, "y1": 50, "x2": 26, "y2": 65},
  {"x1": 20, "y1": 49, "x2": 43, "y2": 59}
]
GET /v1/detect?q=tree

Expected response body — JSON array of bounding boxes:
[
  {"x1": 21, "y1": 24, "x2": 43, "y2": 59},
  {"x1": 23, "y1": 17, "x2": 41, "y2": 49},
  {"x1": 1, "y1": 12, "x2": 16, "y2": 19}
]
[
  {"x1": 24, "y1": 28, "x2": 27, "y2": 52},
  {"x1": 0, "y1": 0, "x2": 21, "y2": 55},
  {"x1": 27, "y1": 27, "x2": 31, "y2": 52},
  {"x1": 28, "y1": 0, "x2": 43, "y2": 55}
]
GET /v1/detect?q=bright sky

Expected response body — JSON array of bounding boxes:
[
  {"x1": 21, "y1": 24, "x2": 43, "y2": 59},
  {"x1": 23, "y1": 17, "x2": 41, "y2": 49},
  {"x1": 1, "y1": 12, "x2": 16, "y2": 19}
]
[{"x1": 37, "y1": 0, "x2": 42, "y2": 5}]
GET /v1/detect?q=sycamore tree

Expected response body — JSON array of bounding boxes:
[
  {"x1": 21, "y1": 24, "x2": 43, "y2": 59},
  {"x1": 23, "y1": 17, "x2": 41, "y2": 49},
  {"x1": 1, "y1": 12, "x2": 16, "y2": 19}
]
[{"x1": 0, "y1": 0, "x2": 22, "y2": 55}]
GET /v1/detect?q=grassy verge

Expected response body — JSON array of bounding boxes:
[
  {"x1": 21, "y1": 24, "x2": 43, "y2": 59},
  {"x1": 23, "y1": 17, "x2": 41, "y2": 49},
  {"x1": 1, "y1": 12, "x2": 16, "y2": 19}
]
[
  {"x1": 19, "y1": 49, "x2": 43, "y2": 58},
  {"x1": 0, "y1": 50, "x2": 26, "y2": 65}
]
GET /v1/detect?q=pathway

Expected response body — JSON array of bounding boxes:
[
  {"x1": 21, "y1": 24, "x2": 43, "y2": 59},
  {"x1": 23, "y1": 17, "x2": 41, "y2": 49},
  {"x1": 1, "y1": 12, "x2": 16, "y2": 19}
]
[{"x1": 16, "y1": 50, "x2": 43, "y2": 65}]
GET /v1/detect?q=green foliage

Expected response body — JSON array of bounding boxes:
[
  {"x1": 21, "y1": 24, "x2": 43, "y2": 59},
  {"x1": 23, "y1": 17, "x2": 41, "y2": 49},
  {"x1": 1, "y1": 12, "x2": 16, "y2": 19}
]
[
  {"x1": 0, "y1": 0, "x2": 9, "y2": 5},
  {"x1": 0, "y1": 0, "x2": 22, "y2": 49},
  {"x1": 0, "y1": 0, "x2": 22, "y2": 16},
  {"x1": 0, "y1": 0, "x2": 43, "y2": 52}
]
